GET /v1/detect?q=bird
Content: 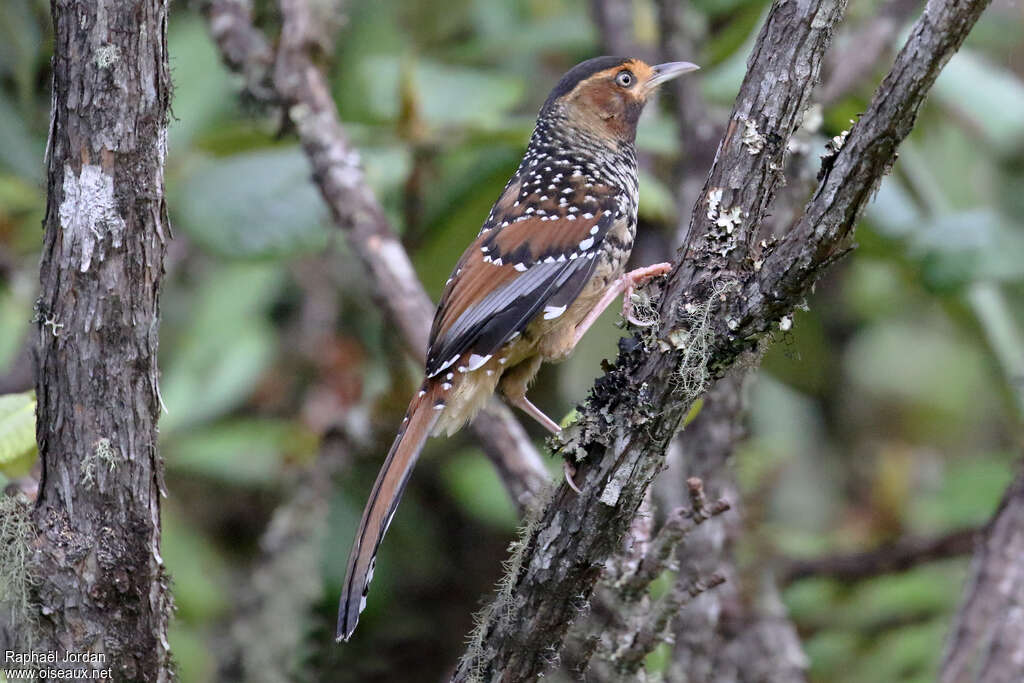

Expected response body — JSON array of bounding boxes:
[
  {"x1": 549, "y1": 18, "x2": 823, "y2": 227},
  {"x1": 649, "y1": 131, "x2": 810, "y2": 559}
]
[{"x1": 337, "y1": 56, "x2": 699, "y2": 642}]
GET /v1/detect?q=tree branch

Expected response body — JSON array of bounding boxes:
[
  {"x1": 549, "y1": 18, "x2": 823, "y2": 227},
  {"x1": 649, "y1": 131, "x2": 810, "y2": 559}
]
[
  {"x1": 660, "y1": 374, "x2": 809, "y2": 683},
  {"x1": 779, "y1": 527, "x2": 979, "y2": 586},
  {"x1": 452, "y1": 0, "x2": 991, "y2": 676},
  {"x1": 202, "y1": 0, "x2": 549, "y2": 510},
  {"x1": 941, "y1": 462, "x2": 1024, "y2": 683}
]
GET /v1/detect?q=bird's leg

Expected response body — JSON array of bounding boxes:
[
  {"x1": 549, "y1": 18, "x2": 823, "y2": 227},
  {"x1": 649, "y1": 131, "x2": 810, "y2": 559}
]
[
  {"x1": 572, "y1": 262, "x2": 673, "y2": 346},
  {"x1": 504, "y1": 391, "x2": 585, "y2": 492},
  {"x1": 506, "y1": 393, "x2": 562, "y2": 434},
  {"x1": 499, "y1": 355, "x2": 560, "y2": 433},
  {"x1": 499, "y1": 356, "x2": 584, "y2": 492}
]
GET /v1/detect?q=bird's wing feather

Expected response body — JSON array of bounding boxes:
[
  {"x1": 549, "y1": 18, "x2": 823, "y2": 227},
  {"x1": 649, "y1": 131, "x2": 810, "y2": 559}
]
[{"x1": 425, "y1": 198, "x2": 619, "y2": 377}]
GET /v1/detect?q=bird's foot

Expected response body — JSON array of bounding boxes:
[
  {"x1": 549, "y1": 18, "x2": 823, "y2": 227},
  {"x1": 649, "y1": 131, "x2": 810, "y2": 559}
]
[{"x1": 621, "y1": 262, "x2": 672, "y2": 326}]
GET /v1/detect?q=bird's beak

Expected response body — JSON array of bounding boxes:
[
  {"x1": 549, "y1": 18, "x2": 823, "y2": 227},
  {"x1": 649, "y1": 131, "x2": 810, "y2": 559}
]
[{"x1": 644, "y1": 61, "x2": 700, "y2": 93}]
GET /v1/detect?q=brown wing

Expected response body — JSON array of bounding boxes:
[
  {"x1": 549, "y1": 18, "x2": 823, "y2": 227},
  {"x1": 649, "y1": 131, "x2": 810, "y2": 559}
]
[{"x1": 425, "y1": 190, "x2": 621, "y2": 378}]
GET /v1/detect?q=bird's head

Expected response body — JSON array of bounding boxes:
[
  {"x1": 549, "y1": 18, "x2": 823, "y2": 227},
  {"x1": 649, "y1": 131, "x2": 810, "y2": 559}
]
[{"x1": 542, "y1": 57, "x2": 699, "y2": 144}]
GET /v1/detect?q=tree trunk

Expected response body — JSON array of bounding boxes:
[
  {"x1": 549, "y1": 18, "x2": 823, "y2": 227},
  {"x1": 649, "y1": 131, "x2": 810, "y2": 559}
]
[
  {"x1": 941, "y1": 463, "x2": 1024, "y2": 683},
  {"x1": 24, "y1": 0, "x2": 173, "y2": 679}
]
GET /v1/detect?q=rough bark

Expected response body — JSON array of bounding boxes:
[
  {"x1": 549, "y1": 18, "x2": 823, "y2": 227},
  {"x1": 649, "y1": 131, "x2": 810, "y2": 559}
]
[
  {"x1": 18, "y1": 0, "x2": 173, "y2": 680},
  {"x1": 941, "y1": 463, "x2": 1024, "y2": 683},
  {"x1": 451, "y1": 0, "x2": 991, "y2": 677},
  {"x1": 204, "y1": 0, "x2": 549, "y2": 511}
]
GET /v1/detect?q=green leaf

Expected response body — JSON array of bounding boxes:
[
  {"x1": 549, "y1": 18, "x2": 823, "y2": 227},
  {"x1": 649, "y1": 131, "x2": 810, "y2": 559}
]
[
  {"x1": 909, "y1": 456, "x2": 1015, "y2": 529},
  {"x1": 164, "y1": 419, "x2": 318, "y2": 486},
  {"x1": 440, "y1": 449, "x2": 516, "y2": 528},
  {"x1": 0, "y1": 282, "x2": 31, "y2": 369},
  {"x1": 159, "y1": 263, "x2": 284, "y2": 433},
  {"x1": 912, "y1": 210, "x2": 1024, "y2": 290},
  {"x1": 360, "y1": 56, "x2": 524, "y2": 127},
  {"x1": 167, "y1": 15, "x2": 235, "y2": 151},
  {"x1": 170, "y1": 148, "x2": 330, "y2": 259},
  {"x1": 933, "y1": 49, "x2": 1024, "y2": 152},
  {"x1": 843, "y1": 320, "x2": 990, "y2": 421},
  {"x1": 162, "y1": 505, "x2": 231, "y2": 622},
  {"x1": 0, "y1": 93, "x2": 43, "y2": 180},
  {"x1": 638, "y1": 168, "x2": 677, "y2": 223},
  {"x1": 682, "y1": 398, "x2": 705, "y2": 427},
  {"x1": 0, "y1": 391, "x2": 36, "y2": 477}
]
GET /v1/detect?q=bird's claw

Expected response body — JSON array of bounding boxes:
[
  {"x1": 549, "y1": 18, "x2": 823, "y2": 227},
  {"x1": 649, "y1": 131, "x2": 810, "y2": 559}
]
[
  {"x1": 625, "y1": 303, "x2": 657, "y2": 328},
  {"x1": 563, "y1": 460, "x2": 583, "y2": 494},
  {"x1": 620, "y1": 262, "x2": 671, "y2": 327}
]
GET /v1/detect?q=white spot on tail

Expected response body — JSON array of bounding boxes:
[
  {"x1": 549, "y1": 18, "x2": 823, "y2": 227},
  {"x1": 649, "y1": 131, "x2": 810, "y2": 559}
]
[
  {"x1": 468, "y1": 354, "x2": 492, "y2": 371},
  {"x1": 578, "y1": 237, "x2": 594, "y2": 251},
  {"x1": 544, "y1": 305, "x2": 567, "y2": 320}
]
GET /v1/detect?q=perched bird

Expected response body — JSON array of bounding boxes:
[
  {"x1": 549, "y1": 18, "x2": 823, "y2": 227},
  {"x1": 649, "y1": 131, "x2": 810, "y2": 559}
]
[{"x1": 338, "y1": 56, "x2": 699, "y2": 641}]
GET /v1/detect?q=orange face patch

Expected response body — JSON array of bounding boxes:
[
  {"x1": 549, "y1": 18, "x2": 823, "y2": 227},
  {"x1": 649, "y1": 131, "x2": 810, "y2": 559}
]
[{"x1": 558, "y1": 59, "x2": 654, "y2": 139}]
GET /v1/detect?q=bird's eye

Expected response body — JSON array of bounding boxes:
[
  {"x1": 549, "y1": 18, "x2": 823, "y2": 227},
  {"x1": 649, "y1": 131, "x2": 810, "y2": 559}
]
[{"x1": 615, "y1": 70, "x2": 634, "y2": 88}]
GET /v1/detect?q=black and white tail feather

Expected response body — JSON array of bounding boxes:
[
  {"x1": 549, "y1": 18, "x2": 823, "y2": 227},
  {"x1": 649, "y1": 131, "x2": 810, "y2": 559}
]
[{"x1": 336, "y1": 384, "x2": 441, "y2": 641}]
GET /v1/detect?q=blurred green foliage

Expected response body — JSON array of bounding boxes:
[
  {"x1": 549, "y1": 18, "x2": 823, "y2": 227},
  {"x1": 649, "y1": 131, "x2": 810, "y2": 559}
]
[{"x1": 1, "y1": 0, "x2": 1022, "y2": 680}]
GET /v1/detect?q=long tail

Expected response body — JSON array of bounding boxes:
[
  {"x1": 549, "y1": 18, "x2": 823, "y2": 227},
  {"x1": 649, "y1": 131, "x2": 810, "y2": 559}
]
[{"x1": 337, "y1": 382, "x2": 441, "y2": 642}]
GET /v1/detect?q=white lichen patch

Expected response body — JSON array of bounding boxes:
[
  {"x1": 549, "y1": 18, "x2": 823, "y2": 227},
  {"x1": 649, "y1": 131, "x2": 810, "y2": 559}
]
[
  {"x1": 827, "y1": 129, "x2": 849, "y2": 154},
  {"x1": 706, "y1": 187, "x2": 723, "y2": 221},
  {"x1": 705, "y1": 188, "x2": 745, "y2": 237},
  {"x1": 80, "y1": 437, "x2": 122, "y2": 489},
  {"x1": 740, "y1": 119, "x2": 766, "y2": 155},
  {"x1": 599, "y1": 464, "x2": 632, "y2": 507},
  {"x1": 41, "y1": 315, "x2": 64, "y2": 337},
  {"x1": 94, "y1": 44, "x2": 120, "y2": 68},
  {"x1": 715, "y1": 206, "x2": 744, "y2": 234},
  {"x1": 59, "y1": 163, "x2": 125, "y2": 272}
]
